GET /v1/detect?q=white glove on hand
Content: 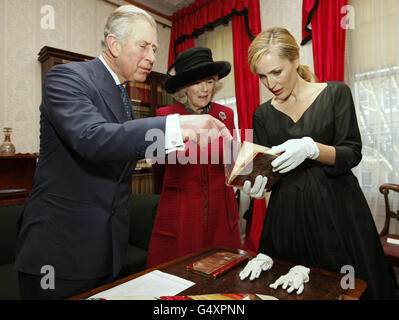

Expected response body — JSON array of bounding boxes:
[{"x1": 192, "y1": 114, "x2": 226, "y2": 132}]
[
  {"x1": 269, "y1": 265, "x2": 310, "y2": 295},
  {"x1": 270, "y1": 137, "x2": 319, "y2": 173},
  {"x1": 239, "y1": 253, "x2": 274, "y2": 281},
  {"x1": 242, "y1": 175, "x2": 268, "y2": 199}
]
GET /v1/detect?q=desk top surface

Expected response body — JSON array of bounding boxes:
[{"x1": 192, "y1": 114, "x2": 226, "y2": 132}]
[{"x1": 71, "y1": 247, "x2": 366, "y2": 300}]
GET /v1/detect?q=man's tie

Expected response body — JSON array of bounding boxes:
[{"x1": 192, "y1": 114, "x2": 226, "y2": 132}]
[{"x1": 118, "y1": 84, "x2": 134, "y2": 120}]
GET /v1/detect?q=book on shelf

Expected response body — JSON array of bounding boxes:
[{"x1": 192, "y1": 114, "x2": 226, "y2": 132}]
[
  {"x1": 131, "y1": 171, "x2": 154, "y2": 194},
  {"x1": 156, "y1": 84, "x2": 163, "y2": 106},
  {"x1": 186, "y1": 251, "x2": 248, "y2": 279},
  {"x1": 135, "y1": 159, "x2": 152, "y2": 170},
  {"x1": 131, "y1": 99, "x2": 142, "y2": 107},
  {"x1": 161, "y1": 88, "x2": 174, "y2": 106},
  {"x1": 126, "y1": 82, "x2": 140, "y2": 100},
  {"x1": 225, "y1": 140, "x2": 281, "y2": 190},
  {"x1": 127, "y1": 82, "x2": 150, "y2": 107},
  {"x1": 131, "y1": 102, "x2": 152, "y2": 118}
]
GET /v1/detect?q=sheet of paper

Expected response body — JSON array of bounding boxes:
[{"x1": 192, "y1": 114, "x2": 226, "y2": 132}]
[{"x1": 89, "y1": 270, "x2": 195, "y2": 299}]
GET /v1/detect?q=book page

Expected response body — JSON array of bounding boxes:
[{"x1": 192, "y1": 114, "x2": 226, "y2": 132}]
[
  {"x1": 226, "y1": 141, "x2": 280, "y2": 188},
  {"x1": 89, "y1": 270, "x2": 195, "y2": 299}
]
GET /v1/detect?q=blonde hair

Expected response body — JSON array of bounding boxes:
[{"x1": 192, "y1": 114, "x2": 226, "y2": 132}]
[
  {"x1": 172, "y1": 76, "x2": 223, "y2": 105},
  {"x1": 248, "y1": 27, "x2": 317, "y2": 82},
  {"x1": 102, "y1": 5, "x2": 157, "y2": 50}
]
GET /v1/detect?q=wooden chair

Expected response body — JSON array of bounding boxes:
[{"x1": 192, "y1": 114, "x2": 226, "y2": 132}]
[{"x1": 379, "y1": 183, "x2": 399, "y2": 287}]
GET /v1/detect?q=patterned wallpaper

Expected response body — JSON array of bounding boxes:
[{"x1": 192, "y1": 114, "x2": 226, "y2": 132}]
[{"x1": 0, "y1": 0, "x2": 171, "y2": 153}]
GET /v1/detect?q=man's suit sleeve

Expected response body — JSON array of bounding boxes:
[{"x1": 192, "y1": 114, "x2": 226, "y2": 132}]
[{"x1": 42, "y1": 65, "x2": 167, "y2": 162}]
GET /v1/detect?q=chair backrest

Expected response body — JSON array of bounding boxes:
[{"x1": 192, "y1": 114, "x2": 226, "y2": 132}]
[
  {"x1": 128, "y1": 194, "x2": 160, "y2": 251},
  {"x1": 379, "y1": 183, "x2": 399, "y2": 236}
]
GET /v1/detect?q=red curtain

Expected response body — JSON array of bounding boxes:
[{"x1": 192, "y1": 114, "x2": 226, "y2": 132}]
[
  {"x1": 301, "y1": 0, "x2": 319, "y2": 45},
  {"x1": 168, "y1": 0, "x2": 261, "y2": 145},
  {"x1": 168, "y1": 0, "x2": 244, "y2": 67},
  {"x1": 168, "y1": 0, "x2": 264, "y2": 252},
  {"x1": 242, "y1": 198, "x2": 266, "y2": 254},
  {"x1": 231, "y1": 0, "x2": 261, "y2": 143},
  {"x1": 302, "y1": 0, "x2": 347, "y2": 82},
  {"x1": 168, "y1": 0, "x2": 262, "y2": 156}
]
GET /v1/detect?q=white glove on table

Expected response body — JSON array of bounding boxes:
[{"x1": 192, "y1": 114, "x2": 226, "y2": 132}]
[
  {"x1": 242, "y1": 175, "x2": 268, "y2": 199},
  {"x1": 269, "y1": 265, "x2": 310, "y2": 295},
  {"x1": 270, "y1": 137, "x2": 319, "y2": 173},
  {"x1": 239, "y1": 253, "x2": 274, "y2": 281}
]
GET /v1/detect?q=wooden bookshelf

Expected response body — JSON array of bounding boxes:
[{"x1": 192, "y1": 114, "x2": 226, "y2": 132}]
[
  {"x1": 38, "y1": 46, "x2": 94, "y2": 84},
  {"x1": 126, "y1": 71, "x2": 174, "y2": 119}
]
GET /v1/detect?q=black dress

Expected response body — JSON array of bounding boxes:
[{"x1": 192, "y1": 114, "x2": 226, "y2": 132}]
[{"x1": 253, "y1": 81, "x2": 395, "y2": 299}]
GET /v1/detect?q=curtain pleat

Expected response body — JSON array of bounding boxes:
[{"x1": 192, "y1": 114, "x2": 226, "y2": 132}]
[
  {"x1": 168, "y1": 0, "x2": 258, "y2": 67},
  {"x1": 301, "y1": 0, "x2": 318, "y2": 45},
  {"x1": 312, "y1": 0, "x2": 347, "y2": 82},
  {"x1": 231, "y1": 13, "x2": 259, "y2": 142},
  {"x1": 301, "y1": 0, "x2": 347, "y2": 82},
  {"x1": 242, "y1": 198, "x2": 266, "y2": 253}
]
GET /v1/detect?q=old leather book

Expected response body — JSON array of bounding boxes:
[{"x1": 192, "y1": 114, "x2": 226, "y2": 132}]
[
  {"x1": 225, "y1": 141, "x2": 281, "y2": 190},
  {"x1": 186, "y1": 251, "x2": 248, "y2": 279}
]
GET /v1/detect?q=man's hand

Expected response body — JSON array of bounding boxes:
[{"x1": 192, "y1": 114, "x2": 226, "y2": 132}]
[{"x1": 179, "y1": 114, "x2": 232, "y2": 148}]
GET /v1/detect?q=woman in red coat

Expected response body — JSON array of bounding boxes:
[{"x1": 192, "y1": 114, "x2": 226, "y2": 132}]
[{"x1": 146, "y1": 47, "x2": 242, "y2": 268}]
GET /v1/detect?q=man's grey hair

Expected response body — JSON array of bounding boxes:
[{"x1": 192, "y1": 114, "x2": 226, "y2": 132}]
[{"x1": 102, "y1": 5, "x2": 157, "y2": 50}]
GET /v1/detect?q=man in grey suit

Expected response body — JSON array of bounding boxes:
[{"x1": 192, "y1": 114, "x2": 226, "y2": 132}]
[{"x1": 15, "y1": 5, "x2": 231, "y2": 299}]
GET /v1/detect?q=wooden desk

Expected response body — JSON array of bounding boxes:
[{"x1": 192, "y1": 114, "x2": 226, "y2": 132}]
[{"x1": 70, "y1": 247, "x2": 366, "y2": 300}]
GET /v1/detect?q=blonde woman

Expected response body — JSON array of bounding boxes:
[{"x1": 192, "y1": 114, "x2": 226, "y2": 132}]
[
  {"x1": 146, "y1": 47, "x2": 241, "y2": 268},
  {"x1": 240, "y1": 27, "x2": 395, "y2": 299}
]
